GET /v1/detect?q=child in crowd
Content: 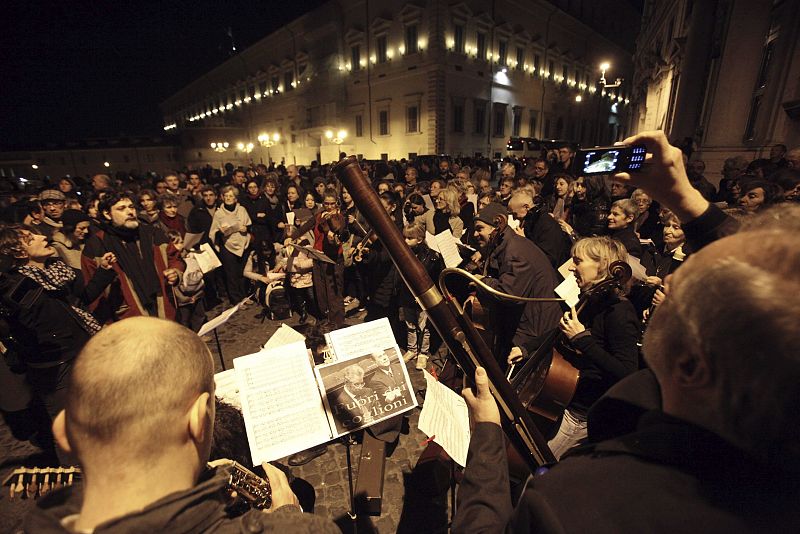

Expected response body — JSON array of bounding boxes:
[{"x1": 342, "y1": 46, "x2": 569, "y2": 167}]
[
  {"x1": 398, "y1": 223, "x2": 443, "y2": 370},
  {"x1": 166, "y1": 230, "x2": 207, "y2": 335},
  {"x1": 273, "y1": 208, "x2": 318, "y2": 324}
]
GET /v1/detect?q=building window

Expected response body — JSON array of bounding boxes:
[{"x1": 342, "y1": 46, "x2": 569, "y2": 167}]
[
  {"x1": 355, "y1": 114, "x2": 364, "y2": 137},
  {"x1": 405, "y1": 25, "x2": 418, "y2": 54},
  {"x1": 476, "y1": 32, "x2": 487, "y2": 60},
  {"x1": 534, "y1": 54, "x2": 541, "y2": 73},
  {"x1": 453, "y1": 103, "x2": 464, "y2": 133},
  {"x1": 492, "y1": 103, "x2": 506, "y2": 137},
  {"x1": 562, "y1": 65, "x2": 568, "y2": 83},
  {"x1": 745, "y1": 33, "x2": 777, "y2": 141},
  {"x1": 284, "y1": 71, "x2": 294, "y2": 91},
  {"x1": 474, "y1": 102, "x2": 485, "y2": 134},
  {"x1": 351, "y1": 45, "x2": 361, "y2": 71},
  {"x1": 454, "y1": 24, "x2": 465, "y2": 53},
  {"x1": 406, "y1": 105, "x2": 419, "y2": 133},
  {"x1": 555, "y1": 117, "x2": 564, "y2": 138},
  {"x1": 379, "y1": 110, "x2": 389, "y2": 135},
  {"x1": 548, "y1": 60, "x2": 555, "y2": 79},
  {"x1": 291, "y1": 134, "x2": 297, "y2": 144},
  {"x1": 528, "y1": 112, "x2": 537, "y2": 137},
  {"x1": 498, "y1": 40, "x2": 507, "y2": 65},
  {"x1": 516, "y1": 47, "x2": 524, "y2": 69},
  {"x1": 271, "y1": 76, "x2": 280, "y2": 93},
  {"x1": 512, "y1": 108, "x2": 522, "y2": 136},
  {"x1": 197, "y1": 152, "x2": 202, "y2": 159},
  {"x1": 259, "y1": 80, "x2": 267, "y2": 96},
  {"x1": 377, "y1": 35, "x2": 388, "y2": 63}
]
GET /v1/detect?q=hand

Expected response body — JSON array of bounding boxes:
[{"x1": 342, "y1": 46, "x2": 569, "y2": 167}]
[
  {"x1": 513, "y1": 226, "x2": 525, "y2": 237},
  {"x1": 470, "y1": 251, "x2": 482, "y2": 264},
  {"x1": 327, "y1": 230, "x2": 335, "y2": 242},
  {"x1": 462, "y1": 367, "x2": 501, "y2": 426},
  {"x1": 557, "y1": 220, "x2": 574, "y2": 235},
  {"x1": 99, "y1": 252, "x2": 117, "y2": 270},
  {"x1": 348, "y1": 214, "x2": 355, "y2": 224},
  {"x1": 613, "y1": 130, "x2": 708, "y2": 222},
  {"x1": 559, "y1": 306, "x2": 585, "y2": 339},
  {"x1": 283, "y1": 237, "x2": 294, "y2": 247},
  {"x1": 163, "y1": 268, "x2": 180, "y2": 285},
  {"x1": 507, "y1": 346, "x2": 523, "y2": 365},
  {"x1": 260, "y1": 462, "x2": 300, "y2": 512},
  {"x1": 645, "y1": 275, "x2": 662, "y2": 287}
]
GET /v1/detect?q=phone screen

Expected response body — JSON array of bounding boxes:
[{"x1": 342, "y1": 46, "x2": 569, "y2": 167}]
[{"x1": 581, "y1": 149, "x2": 622, "y2": 174}]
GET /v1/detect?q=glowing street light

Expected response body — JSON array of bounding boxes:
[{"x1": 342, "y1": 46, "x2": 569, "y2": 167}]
[
  {"x1": 599, "y1": 61, "x2": 623, "y2": 89},
  {"x1": 237, "y1": 142, "x2": 254, "y2": 153},
  {"x1": 575, "y1": 94, "x2": 583, "y2": 102},
  {"x1": 210, "y1": 142, "x2": 229, "y2": 153},
  {"x1": 31, "y1": 164, "x2": 39, "y2": 170},
  {"x1": 325, "y1": 129, "x2": 347, "y2": 144},
  {"x1": 257, "y1": 133, "x2": 281, "y2": 164},
  {"x1": 103, "y1": 161, "x2": 111, "y2": 168}
]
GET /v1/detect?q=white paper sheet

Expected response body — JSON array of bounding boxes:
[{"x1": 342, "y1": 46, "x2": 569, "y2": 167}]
[
  {"x1": 555, "y1": 274, "x2": 581, "y2": 308},
  {"x1": 214, "y1": 369, "x2": 241, "y2": 409},
  {"x1": 627, "y1": 254, "x2": 648, "y2": 282},
  {"x1": 557, "y1": 258, "x2": 574, "y2": 281},
  {"x1": 423, "y1": 194, "x2": 435, "y2": 210},
  {"x1": 195, "y1": 243, "x2": 222, "y2": 273},
  {"x1": 324, "y1": 318, "x2": 400, "y2": 361},
  {"x1": 418, "y1": 370, "x2": 471, "y2": 467},
  {"x1": 507, "y1": 215, "x2": 521, "y2": 231},
  {"x1": 285, "y1": 211, "x2": 295, "y2": 227},
  {"x1": 197, "y1": 296, "x2": 250, "y2": 337},
  {"x1": 182, "y1": 232, "x2": 204, "y2": 251},
  {"x1": 262, "y1": 324, "x2": 306, "y2": 350},
  {"x1": 425, "y1": 231, "x2": 462, "y2": 269},
  {"x1": 234, "y1": 341, "x2": 332, "y2": 465}
]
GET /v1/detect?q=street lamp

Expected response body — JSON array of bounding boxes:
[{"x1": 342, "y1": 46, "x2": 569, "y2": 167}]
[
  {"x1": 31, "y1": 164, "x2": 39, "y2": 170},
  {"x1": 325, "y1": 129, "x2": 347, "y2": 145},
  {"x1": 210, "y1": 142, "x2": 229, "y2": 171},
  {"x1": 237, "y1": 142, "x2": 254, "y2": 153},
  {"x1": 103, "y1": 161, "x2": 110, "y2": 168},
  {"x1": 257, "y1": 133, "x2": 280, "y2": 164},
  {"x1": 575, "y1": 94, "x2": 583, "y2": 102},
  {"x1": 599, "y1": 61, "x2": 623, "y2": 88}
]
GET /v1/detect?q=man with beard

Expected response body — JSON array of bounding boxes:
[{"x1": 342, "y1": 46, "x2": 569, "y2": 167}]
[
  {"x1": 472, "y1": 202, "x2": 562, "y2": 370},
  {"x1": 82, "y1": 191, "x2": 184, "y2": 322}
]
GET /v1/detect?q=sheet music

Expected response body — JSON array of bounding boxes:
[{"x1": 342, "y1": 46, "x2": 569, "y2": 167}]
[
  {"x1": 214, "y1": 369, "x2": 241, "y2": 409},
  {"x1": 262, "y1": 324, "x2": 306, "y2": 350},
  {"x1": 183, "y1": 232, "x2": 203, "y2": 251},
  {"x1": 467, "y1": 193, "x2": 478, "y2": 211},
  {"x1": 194, "y1": 243, "x2": 222, "y2": 273},
  {"x1": 423, "y1": 194, "x2": 435, "y2": 210},
  {"x1": 425, "y1": 231, "x2": 462, "y2": 269},
  {"x1": 234, "y1": 341, "x2": 332, "y2": 465},
  {"x1": 627, "y1": 254, "x2": 648, "y2": 282},
  {"x1": 325, "y1": 318, "x2": 399, "y2": 360},
  {"x1": 418, "y1": 370, "x2": 471, "y2": 467},
  {"x1": 197, "y1": 296, "x2": 250, "y2": 337},
  {"x1": 557, "y1": 258, "x2": 574, "y2": 280},
  {"x1": 555, "y1": 274, "x2": 580, "y2": 308},
  {"x1": 285, "y1": 211, "x2": 295, "y2": 227}
]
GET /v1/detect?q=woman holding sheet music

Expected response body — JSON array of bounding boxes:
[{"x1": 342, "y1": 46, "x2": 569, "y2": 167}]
[{"x1": 417, "y1": 185, "x2": 464, "y2": 238}]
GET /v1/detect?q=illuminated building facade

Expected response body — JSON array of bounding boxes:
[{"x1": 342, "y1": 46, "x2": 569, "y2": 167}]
[
  {"x1": 161, "y1": 0, "x2": 640, "y2": 166},
  {"x1": 631, "y1": 0, "x2": 800, "y2": 183}
]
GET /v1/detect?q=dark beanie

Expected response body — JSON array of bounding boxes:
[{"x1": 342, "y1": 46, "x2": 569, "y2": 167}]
[
  {"x1": 474, "y1": 202, "x2": 507, "y2": 227},
  {"x1": 60, "y1": 209, "x2": 91, "y2": 228}
]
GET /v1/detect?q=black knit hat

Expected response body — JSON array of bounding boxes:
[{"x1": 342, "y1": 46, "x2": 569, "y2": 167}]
[
  {"x1": 474, "y1": 202, "x2": 507, "y2": 227},
  {"x1": 60, "y1": 209, "x2": 91, "y2": 228}
]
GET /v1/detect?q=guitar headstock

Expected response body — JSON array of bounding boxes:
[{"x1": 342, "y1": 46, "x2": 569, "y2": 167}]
[{"x1": 2, "y1": 466, "x2": 81, "y2": 500}]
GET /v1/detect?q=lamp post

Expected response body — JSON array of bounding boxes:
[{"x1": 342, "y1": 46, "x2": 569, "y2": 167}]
[
  {"x1": 237, "y1": 142, "x2": 254, "y2": 165},
  {"x1": 595, "y1": 62, "x2": 623, "y2": 144},
  {"x1": 325, "y1": 129, "x2": 347, "y2": 145},
  {"x1": 210, "y1": 141, "x2": 229, "y2": 171},
  {"x1": 257, "y1": 132, "x2": 280, "y2": 165}
]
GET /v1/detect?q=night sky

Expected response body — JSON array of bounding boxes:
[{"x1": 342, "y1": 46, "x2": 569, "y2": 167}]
[{"x1": 1, "y1": 0, "x2": 326, "y2": 149}]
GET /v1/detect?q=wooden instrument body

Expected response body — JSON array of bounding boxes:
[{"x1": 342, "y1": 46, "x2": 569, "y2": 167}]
[{"x1": 516, "y1": 348, "x2": 579, "y2": 421}]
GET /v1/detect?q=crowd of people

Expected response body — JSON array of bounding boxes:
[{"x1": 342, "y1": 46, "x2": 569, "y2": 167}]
[{"x1": 0, "y1": 133, "x2": 798, "y2": 532}]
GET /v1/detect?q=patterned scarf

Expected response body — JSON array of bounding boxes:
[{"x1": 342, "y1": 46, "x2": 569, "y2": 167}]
[{"x1": 17, "y1": 261, "x2": 102, "y2": 335}]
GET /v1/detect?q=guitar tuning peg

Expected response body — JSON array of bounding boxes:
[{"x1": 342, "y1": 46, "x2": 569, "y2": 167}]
[
  {"x1": 26, "y1": 468, "x2": 38, "y2": 499},
  {"x1": 53, "y1": 467, "x2": 63, "y2": 490},
  {"x1": 40, "y1": 472, "x2": 51, "y2": 496},
  {"x1": 67, "y1": 471, "x2": 74, "y2": 487},
  {"x1": 13, "y1": 470, "x2": 24, "y2": 500}
]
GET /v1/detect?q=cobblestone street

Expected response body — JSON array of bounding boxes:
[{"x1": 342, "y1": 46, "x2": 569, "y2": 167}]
[{"x1": 0, "y1": 303, "x2": 453, "y2": 533}]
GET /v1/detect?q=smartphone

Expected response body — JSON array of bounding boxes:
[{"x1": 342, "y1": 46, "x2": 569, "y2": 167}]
[{"x1": 572, "y1": 144, "x2": 646, "y2": 176}]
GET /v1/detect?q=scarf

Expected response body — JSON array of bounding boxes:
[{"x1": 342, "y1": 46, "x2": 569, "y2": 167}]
[
  {"x1": 158, "y1": 211, "x2": 186, "y2": 237},
  {"x1": 17, "y1": 261, "x2": 102, "y2": 334},
  {"x1": 223, "y1": 202, "x2": 237, "y2": 212},
  {"x1": 102, "y1": 223, "x2": 162, "y2": 309}
]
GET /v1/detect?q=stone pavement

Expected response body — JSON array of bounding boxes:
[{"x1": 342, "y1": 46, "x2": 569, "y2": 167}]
[{"x1": 0, "y1": 302, "x2": 454, "y2": 533}]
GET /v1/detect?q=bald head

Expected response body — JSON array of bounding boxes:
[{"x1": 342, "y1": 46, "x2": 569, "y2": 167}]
[{"x1": 65, "y1": 317, "x2": 214, "y2": 461}]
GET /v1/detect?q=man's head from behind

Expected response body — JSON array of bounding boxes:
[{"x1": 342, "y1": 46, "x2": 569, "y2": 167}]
[
  {"x1": 644, "y1": 208, "x2": 800, "y2": 469},
  {"x1": 55, "y1": 317, "x2": 215, "y2": 476}
]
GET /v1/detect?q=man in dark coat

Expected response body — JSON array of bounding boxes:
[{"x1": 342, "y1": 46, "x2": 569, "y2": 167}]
[
  {"x1": 452, "y1": 130, "x2": 800, "y2": 533},
  {"x1": 473, "y1": 203, "x2": 562, "y2": 369},
  {"x1": 507, "y1": 190, "x2": 571, "y2": 268}
]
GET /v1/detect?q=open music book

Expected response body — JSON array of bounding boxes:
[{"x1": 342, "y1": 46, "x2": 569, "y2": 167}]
[{"x1": 233, "y1": 318, "x2": 417, "y2": 465}]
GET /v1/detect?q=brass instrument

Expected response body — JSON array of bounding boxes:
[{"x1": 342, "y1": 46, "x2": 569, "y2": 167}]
[{"x1": 334, "y1": 156, "x2": 556, "y2": 471}]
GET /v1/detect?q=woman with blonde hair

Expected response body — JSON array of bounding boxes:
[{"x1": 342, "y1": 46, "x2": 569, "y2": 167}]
[
  {"x1": 549, "y1": 236, "x2": 639, "y2": 458},
  {"x1": 418, "y1": 185, "x2": 464, "y2": 238}
]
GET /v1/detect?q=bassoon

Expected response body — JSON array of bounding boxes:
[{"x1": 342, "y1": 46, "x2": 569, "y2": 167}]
[{"x1": 333, "y1": 156, "x2": 556, "y2": 471}]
